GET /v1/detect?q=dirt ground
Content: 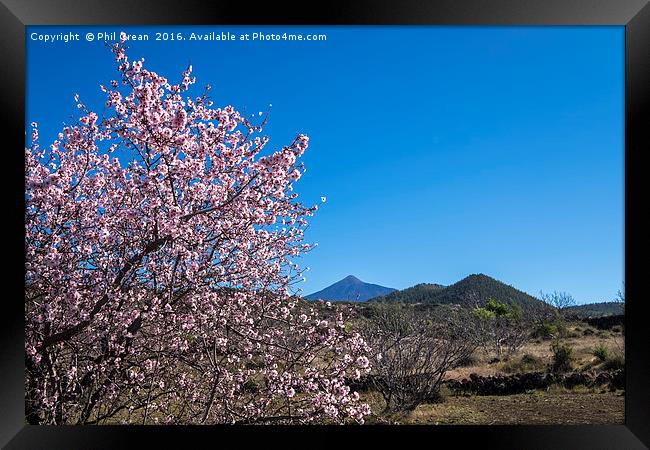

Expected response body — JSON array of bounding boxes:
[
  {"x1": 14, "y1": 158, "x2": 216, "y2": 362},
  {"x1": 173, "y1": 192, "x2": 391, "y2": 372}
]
[{"x1": 363, "y1": 389, "x2": 625, "y2": 425}]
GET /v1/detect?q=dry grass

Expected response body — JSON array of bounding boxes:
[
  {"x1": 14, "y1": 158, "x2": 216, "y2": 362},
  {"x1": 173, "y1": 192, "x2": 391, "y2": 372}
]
[{"x1": 444, "y1": 324, "x2": 624, "y2": 380}]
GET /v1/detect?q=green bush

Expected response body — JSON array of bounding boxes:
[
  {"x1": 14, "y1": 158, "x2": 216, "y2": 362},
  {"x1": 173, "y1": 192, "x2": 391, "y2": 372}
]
[
  {"x1": 550, "y1": 340, "x2": 574, "y2": 372},
  {"x1": 532, "y1": 318, "x2": 570, "y2": 340},
  {"x1": 532, "y1": 322, "x2": 556, "y2": 340},
  {"x1": 555, "y1": 321, "x2": 569, "y2": 339},
  {"x1": 592, "y1": 343, "x2": 609, "y2": 362}
]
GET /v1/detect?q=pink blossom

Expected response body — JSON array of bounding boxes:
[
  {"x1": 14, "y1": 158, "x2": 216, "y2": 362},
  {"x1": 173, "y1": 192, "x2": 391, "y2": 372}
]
[{"x1": 24, "y1": 42, "x2": 371, "y2": 426}]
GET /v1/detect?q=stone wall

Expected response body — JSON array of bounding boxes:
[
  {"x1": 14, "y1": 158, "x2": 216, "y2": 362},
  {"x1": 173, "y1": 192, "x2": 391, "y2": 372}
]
[
  {"x1": 347, "y1": 369, "x2": 624, "y2": 396},
  {"x1": 444, "y1": 369, "x2": 624, "y2": 396}
]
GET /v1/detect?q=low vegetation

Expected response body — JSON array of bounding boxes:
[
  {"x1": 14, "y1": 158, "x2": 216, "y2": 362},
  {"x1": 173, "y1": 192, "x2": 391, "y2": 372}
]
[
  {"x1": 348, "y1": 288, "x2": 625, "y2": 424},
  {"x1": 471, "y1": 298, "x2": 530, "y2": 358},
  {"x1": 359, "y1": 304, "x2": 476, "y2": 412},
  {"x1": 348, "y1": 285, "x2": 624, "y2": 423},
  {"x1": 592, "y1": 343, "x2": 609, "y2": 361},
  {"x1": 602, "y1": 355, "x2": 625, "y2": 371},
  {"x1": 501, "y1": 353, "x2": 545, "y2": 373},
  {"x1": 550, "y1": 340, "x2": 575, "y2": 372}
]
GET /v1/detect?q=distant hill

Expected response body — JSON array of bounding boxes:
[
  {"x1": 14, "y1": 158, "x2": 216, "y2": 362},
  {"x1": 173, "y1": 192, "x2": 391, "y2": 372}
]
[
  {"x1": 371, "y1": 283, "x2": 446, "y2": 303},
  {"x1": 373, "y1": 273, "x2": 548, "y2": 313},
  {"x1": 565, "y1": 302, "x2": 624, "y2": 319},
  {"x1": 305, "y1": 275, "x2": 397, "y2": 302}
]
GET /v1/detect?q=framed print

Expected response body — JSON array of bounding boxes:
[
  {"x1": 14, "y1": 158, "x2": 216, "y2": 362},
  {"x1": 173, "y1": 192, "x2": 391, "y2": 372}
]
[{"x1": 2, "y1": 0, "x2": 649, "y2": 448}]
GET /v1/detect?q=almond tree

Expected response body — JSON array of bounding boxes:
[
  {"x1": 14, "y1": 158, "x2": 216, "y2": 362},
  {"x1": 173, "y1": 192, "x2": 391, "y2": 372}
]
[{"x1": 25, "y1": 35, "x2": 371, "y2": 425}]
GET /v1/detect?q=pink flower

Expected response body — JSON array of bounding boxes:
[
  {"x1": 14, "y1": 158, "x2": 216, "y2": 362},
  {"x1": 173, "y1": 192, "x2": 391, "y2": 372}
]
[
  {"x1": 24, "y1": 42, "x2": 372, "y2": 426},
  {"x1": 356, "y1": 356, "x2": 370, "y2": 369}
]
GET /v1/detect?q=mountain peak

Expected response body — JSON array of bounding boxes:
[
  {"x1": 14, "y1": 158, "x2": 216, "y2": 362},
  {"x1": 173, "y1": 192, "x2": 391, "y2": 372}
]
[
  {"x1": 305, "y1": 276, "x2": 396, "y2": 302},
  {"x1": 465, "y1": 273, "x2": 493, "y2": 281}
]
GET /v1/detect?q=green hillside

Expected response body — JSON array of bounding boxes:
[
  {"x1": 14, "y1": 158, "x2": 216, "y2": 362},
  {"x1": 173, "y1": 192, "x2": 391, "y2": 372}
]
[
  {"x1": 373, "y1": 273, "x2": 548, "y2": 313},
  {"x1": 370, "y1": 283, "x2": 446, "y2": 303},
  {"x1": 565, "y1": 301, "x2": 624, "y2": 318}
]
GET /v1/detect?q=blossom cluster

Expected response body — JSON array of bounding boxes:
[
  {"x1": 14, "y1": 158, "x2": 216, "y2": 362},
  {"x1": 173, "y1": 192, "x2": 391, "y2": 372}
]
[{"x1": 25, "y1": 40, "x2": 371, "y2": 425}]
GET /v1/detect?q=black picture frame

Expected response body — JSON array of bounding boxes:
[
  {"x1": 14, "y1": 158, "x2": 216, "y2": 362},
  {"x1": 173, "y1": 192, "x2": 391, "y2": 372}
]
[{"x1": 2, "y1": 1, "x2": 648, "y2": 448}]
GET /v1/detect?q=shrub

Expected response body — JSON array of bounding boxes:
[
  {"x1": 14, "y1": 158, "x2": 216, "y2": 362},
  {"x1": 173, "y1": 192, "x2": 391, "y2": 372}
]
[
  {"x1": 532, "y1": 322, "x2": 556, "y2": 340},
  {"x1": 531, "y1": 317, "x2": 570, "y2": 340},
  {"x1": 502, "y1": 353, "x2": 545, "y2": 373},
  {"x1": 592, "y1": 343, "x2": 609, "y2": 362},
  {"x1": 361, "y1": 304, "x2": 477, "y2": 413},
  {"x1": 555, "y1": 320, "x2": 569, "y2": 339},
  {"x1": 550, "y1": 341, "x2": 574, "y2": 373},
  {"x1": 521, "y1": 353, "x2": 540, "y2": 365},
  {"x1": 472, "y1": 298, "x2": 530, "y2": 357},
  {"x1": 602, "y1": 355, "x2": 625, "y2": 371}
]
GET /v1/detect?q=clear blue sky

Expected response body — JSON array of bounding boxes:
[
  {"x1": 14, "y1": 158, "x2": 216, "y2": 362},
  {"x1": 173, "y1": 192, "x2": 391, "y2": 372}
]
[{"x1": 26, "y1": 26, "x2": 624, "y2": 304}]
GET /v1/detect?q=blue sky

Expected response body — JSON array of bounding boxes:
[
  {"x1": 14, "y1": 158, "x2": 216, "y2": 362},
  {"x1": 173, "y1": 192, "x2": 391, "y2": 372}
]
[{"x1": 26, "y1": 26, "x2": 624, "y2": 304}]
